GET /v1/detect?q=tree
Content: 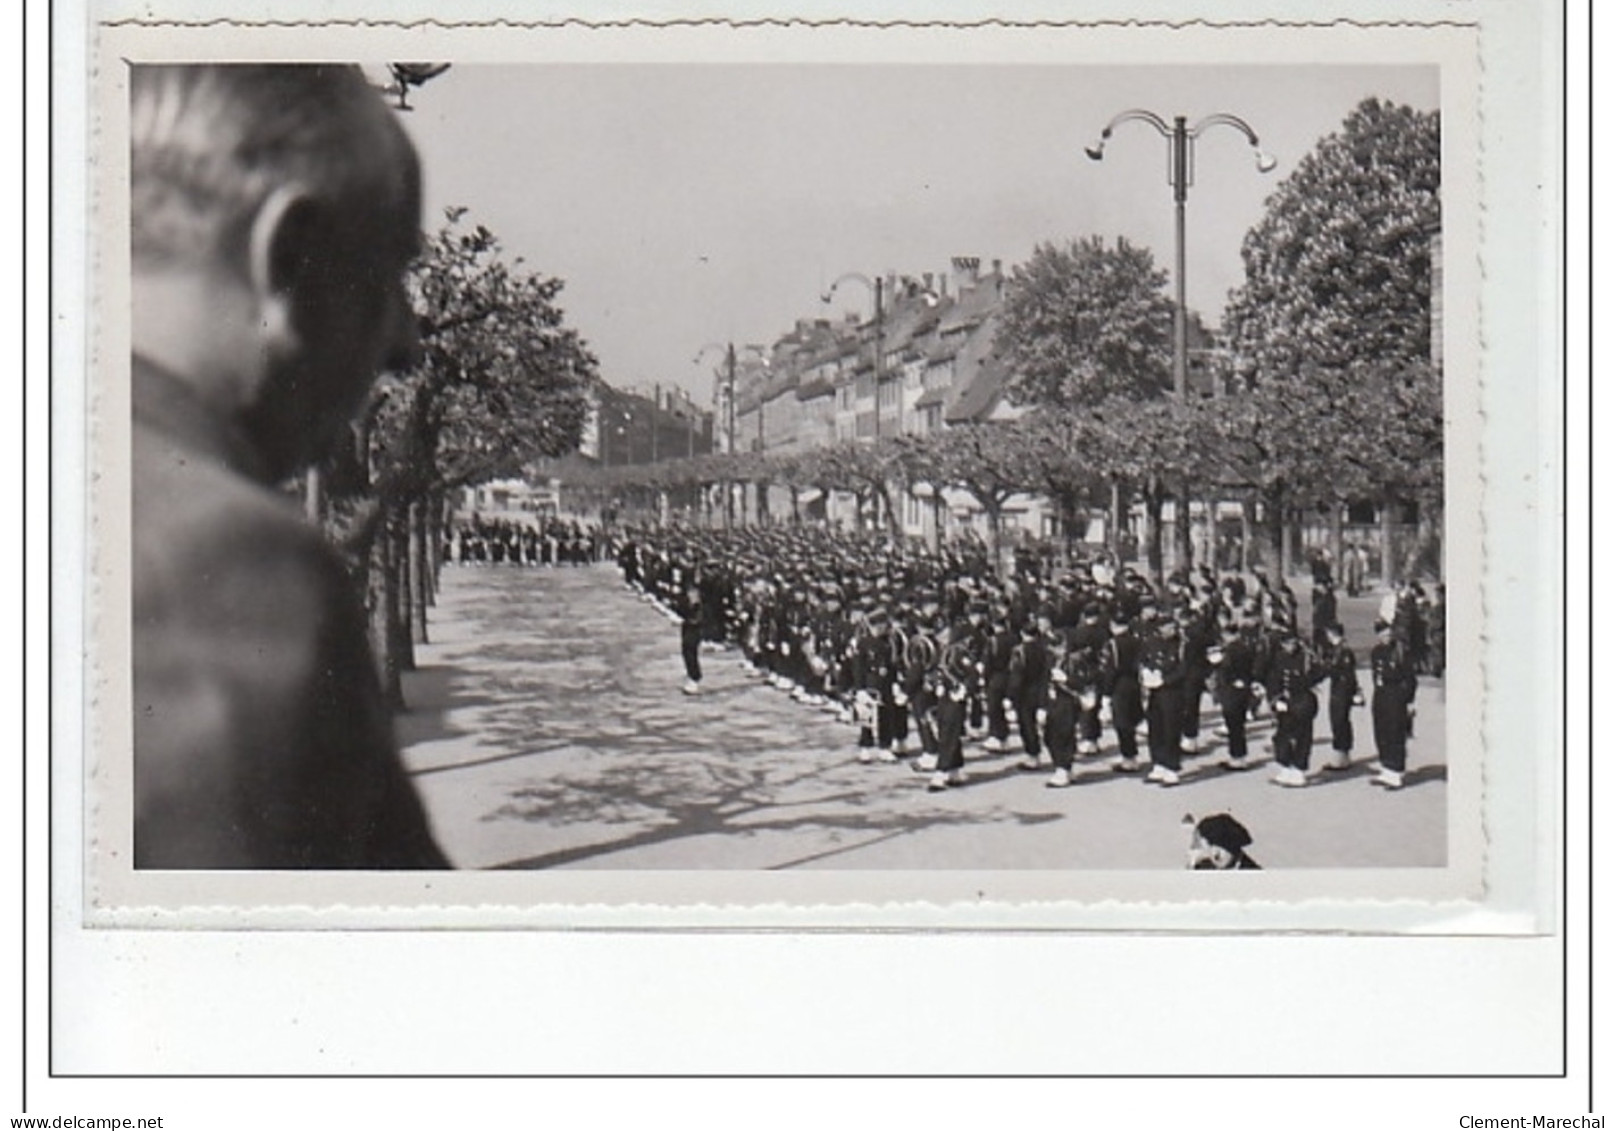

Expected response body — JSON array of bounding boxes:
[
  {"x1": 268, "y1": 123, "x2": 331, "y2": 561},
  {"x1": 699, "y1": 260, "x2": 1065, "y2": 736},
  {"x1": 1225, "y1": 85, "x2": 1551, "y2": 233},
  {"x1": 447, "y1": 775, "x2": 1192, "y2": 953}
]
[
  {"x1": 996, "y1": 235, "x2": 1174, "y2": 408},
  {"x1": 379, "y1": 209, "x2": 596, "y2": 499},
  {"x1": 330, "y1": 208, "x2": 597, "y2": 705},
  {"x1": 1221, "y1": 97, "x2": 1442, "y2": 579},
  {"x1": 1225, "y1": 98, "x2": 1440, "y2": 389},
  {"x1": 918, "y1": 423, "x2": 1035, "y2": 569},
  {"x1": 1010, "y1": 412, "x2": 1110, "y2": 559},
  {"x1": 799, "y1": 440, "x2": 905, "y2": 532}
]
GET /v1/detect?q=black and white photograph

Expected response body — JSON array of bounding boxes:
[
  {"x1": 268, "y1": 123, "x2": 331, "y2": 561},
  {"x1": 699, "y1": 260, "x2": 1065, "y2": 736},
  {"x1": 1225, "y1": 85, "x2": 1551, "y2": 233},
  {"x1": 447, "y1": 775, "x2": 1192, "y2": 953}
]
[{"x1": 90, "y1": 23, "x2": 1493, "y2": 916}]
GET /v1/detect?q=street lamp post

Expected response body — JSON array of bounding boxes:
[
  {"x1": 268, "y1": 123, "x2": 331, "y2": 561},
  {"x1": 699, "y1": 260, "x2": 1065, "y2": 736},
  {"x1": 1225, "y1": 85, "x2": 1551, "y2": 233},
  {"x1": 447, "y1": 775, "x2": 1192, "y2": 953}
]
[
  {"x1": 822, "y1": 272, "x2": 887, "y2": 530},
  {"x1": 650, "y1": 383, "x2": 661, "y2": 464},
  {"x1": 694, "y1": 341, "x2": 767, "y2": 527},
  {"x1": 1086, "y1": 110, "x2": 1275, "y2": 575},
  {"x1": 1084, "y1": 110, "x2": 1276, "y2": 398},
  {"x1": 821, "y1": 272, "x2": 885, "y2": 441},
  {"x1": 693, "y1": 342, "x2": 737, "y2": 527}
]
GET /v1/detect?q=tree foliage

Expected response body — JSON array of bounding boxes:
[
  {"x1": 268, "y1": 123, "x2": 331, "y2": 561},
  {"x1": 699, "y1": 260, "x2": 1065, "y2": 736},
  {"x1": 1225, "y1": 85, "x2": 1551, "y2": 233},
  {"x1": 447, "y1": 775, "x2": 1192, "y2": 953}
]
[
  {"x1": 368, "y1": 208, "x2": 596, "y2": 502},
  {"x1": 996, "y1": 235, "x2": 1174, "y2": 408},
  {"x1": 1223, "y1": 98, "x2": 1439, "y2": 392},
  {"x1": 1220, "y1": 97, "x2": 1441, "y2": 509}
]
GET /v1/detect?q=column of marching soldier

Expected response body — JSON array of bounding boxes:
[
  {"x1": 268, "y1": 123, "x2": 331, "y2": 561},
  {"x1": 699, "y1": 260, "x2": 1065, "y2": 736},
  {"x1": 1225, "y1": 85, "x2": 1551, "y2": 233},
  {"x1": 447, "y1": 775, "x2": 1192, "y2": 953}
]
[
  {"x1": 447, "y1": 516, "x2": 610, "y2": 567},
  {"x1": 614, "y1": 525, "x2": 1441, "y2": 793}
]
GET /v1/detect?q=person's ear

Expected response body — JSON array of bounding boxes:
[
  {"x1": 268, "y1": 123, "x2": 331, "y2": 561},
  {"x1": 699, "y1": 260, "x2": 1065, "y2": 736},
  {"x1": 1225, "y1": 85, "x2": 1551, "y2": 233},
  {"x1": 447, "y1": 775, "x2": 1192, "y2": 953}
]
[{"x1": 245, "y1": 183, "x2": 321, "y2": 359}]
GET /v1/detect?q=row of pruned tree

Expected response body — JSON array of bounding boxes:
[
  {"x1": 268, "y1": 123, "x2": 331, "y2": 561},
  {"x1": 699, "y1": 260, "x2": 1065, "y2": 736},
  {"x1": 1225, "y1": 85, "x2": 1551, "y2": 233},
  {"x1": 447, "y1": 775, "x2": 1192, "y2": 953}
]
[{"x1": 564, "y1": 354, "x2": 1440, "y2": 577}]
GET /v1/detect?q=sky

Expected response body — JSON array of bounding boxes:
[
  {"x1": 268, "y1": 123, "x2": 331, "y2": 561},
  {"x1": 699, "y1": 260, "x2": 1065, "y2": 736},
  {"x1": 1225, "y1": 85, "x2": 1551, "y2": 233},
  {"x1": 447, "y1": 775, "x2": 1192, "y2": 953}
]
[{"x1": 397, "y1": 64, "x2": 1438, "y2": 405}]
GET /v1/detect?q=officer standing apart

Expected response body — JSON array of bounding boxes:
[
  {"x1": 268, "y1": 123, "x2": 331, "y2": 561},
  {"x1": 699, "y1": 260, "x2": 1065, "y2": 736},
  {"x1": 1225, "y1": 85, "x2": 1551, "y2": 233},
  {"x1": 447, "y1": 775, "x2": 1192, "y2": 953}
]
[
  {"x1": 679, "y1": 572, "x2": 705, "y2": 695},
  {"x1": 1319, "y1": 621, "x2": 1364, "y2": 771},
  {"x1": 1140, "y1": 615, "x2": 1188, "y2": 786},
  {"x1": 1369, "y1": 618, "x2": 1419, "y2": 789},
  {"x1": 1267, "y1": 627, "x2": 1325, "y2": 788},
  {"x1": 130, "y1": 65, "x2": 448, "y2": 868}
]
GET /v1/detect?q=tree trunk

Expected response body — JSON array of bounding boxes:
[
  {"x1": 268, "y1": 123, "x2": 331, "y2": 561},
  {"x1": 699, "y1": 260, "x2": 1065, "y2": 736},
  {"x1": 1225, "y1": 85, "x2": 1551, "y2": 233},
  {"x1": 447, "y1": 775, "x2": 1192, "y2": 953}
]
[
  {"x1": 398, "y1": 502, "x2": 415, "y2": 651},
  {"x1": 393, "y1": 510, "x2": 416, "y2": 674},
  {"x1": 1327, "y1": 499, "x2": 1344, "y2": 583},
  {"x1": 1058, "y1": 492, "x2": 1078, "y2": 563},
  {"x1": 1404, "y1": 495, "x2": 1442, "y2": 582},
  {"x1": 426, "y1": 490, "x2": 444, "y2": 604},
  {"x1": 876, "y1": 482, "x2": 898, "y2": 539},
  {"x1": 1258, "y1": 487, "x2": 1284, "y2": 577},
  {"x1": 984, "y1": 498, "x2": 1005, "y2": 576},
  {"x1": 409, "y1": 498, "x2": 430, "y2": 644},
  {"x1": 1239, "y1": 495, "x2": 1253, "y2": 574},
  {"x1": 1108, "y1": 479, "x2": 1125, "y2": 561},
  {"x1": 1280, "y1": 508, "x2": 1296, "y2": 581},
  {"x1": 1143, "y1": 476, "x2": 1164, "y2": 586},
  {"x1": 1172, "y1": 481, "x2": 1193, "y2": 573},
  {"x1": 1379, "y1": 496, "x2": 1397, "y2": 590},
  {"x1": 367, "y1": 508, "x2": 403, "y2": 710}
]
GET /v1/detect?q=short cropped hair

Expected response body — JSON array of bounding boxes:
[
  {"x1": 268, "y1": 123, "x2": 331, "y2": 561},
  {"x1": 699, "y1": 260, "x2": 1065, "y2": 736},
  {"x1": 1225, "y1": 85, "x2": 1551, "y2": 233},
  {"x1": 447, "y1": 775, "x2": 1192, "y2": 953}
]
[{"x1": 130, "y1": 64, "x2": 419, "y2": 268}]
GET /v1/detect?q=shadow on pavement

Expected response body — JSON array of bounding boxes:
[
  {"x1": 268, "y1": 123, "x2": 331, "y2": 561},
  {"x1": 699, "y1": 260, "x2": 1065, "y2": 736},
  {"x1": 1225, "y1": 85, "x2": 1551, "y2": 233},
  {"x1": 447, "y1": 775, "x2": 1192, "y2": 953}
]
[{"x1": 484, "y1": 756, "x2": 1068, "y2": 870}]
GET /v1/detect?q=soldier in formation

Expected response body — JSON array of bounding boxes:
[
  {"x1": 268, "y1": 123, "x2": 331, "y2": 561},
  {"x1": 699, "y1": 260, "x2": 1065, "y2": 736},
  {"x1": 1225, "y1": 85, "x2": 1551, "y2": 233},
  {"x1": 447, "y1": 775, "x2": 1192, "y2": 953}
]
[
  {"x1": 449, "y1": 515, "x2": 605, "y2": 566},
  {"x1": 614, "y1": 524, "x2": 1438, "y2": 796}
]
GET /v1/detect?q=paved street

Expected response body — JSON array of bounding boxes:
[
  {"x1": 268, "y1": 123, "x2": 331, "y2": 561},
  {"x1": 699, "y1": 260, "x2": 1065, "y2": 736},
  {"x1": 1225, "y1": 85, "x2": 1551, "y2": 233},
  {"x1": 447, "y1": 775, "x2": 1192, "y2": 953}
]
[{"x1": 398, "y1": 563, "x2": 1446, "y2": 871}]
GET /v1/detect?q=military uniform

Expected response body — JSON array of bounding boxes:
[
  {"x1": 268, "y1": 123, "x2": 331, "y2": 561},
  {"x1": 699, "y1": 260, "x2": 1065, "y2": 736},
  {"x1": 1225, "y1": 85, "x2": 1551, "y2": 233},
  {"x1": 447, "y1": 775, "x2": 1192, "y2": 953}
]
[
  {"x1": 1101, "y1": 621, "x2": 1145, "y2": 770},
  {"x1": 1210, "y1": 628, "x2": 1258, "y2": 768},
  {"x1": 1369, "y1": 631, "x2": 1419, "y2": 787},
  {"x1": 1008, "y1": 624, "x2": 1050, "y2": 768},
  {"x1": 1177, "y1": 607, "x2": 1216, "y2": 753},
  {"x1": 1267, "y1": 637, "x2": 1325, "y2": 785},
  {"x1": 982, "y1": 617, "x2": 1017, "y2": 751},
  {"x1": 928, "y1": 640, "x2": 978, "y2": 790},
  {"x1": 1319, "y1": 631, "x2": 1362, "y2": 768},
  {"x1": 678, "y1": 582, "x2": 704, "y2": 694},
  {"x1": 1140, "y1": 625, "x2": 1188, "y2": 782}
]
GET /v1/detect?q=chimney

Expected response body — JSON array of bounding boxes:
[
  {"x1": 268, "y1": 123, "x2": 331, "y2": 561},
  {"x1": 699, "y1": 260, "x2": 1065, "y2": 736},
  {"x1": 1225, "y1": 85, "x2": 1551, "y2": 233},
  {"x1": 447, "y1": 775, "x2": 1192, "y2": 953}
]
[
  {"x1": 922, "y1": 272, "x2": 934, "y2": 293},
  {"x1": 951, "y1": 256, "x2": 981, "y2": 290},
  {"x1": 991, "y1": 258, "x2": 1002, "y2": 276}
]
